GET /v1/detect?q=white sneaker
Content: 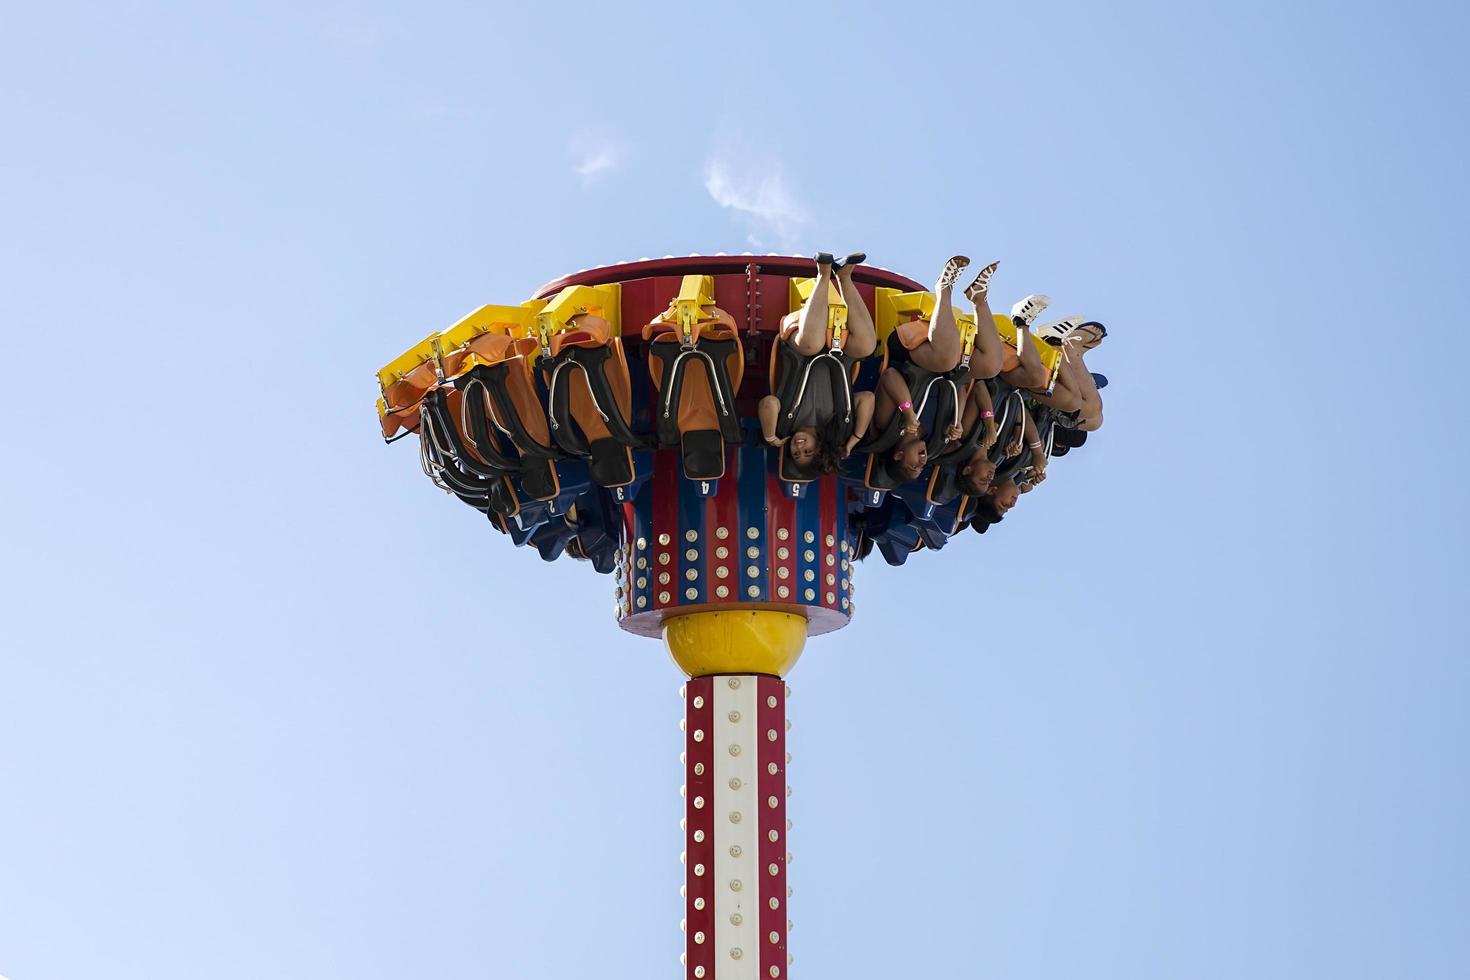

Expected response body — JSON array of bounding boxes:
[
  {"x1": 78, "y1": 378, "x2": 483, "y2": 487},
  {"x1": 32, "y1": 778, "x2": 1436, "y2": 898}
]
[
  {"x1": 1035, "y1": 315, "x2": 1084, "y2": 347},
  {"x1": 1010, "y1": 294, "x2": 1051, "y2": 328}
]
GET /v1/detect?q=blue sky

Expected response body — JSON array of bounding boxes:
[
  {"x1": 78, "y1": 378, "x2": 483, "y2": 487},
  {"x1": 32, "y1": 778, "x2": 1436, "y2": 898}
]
[{"x1": 2, "y1": 1, "x2": 1467, "y2": 978}]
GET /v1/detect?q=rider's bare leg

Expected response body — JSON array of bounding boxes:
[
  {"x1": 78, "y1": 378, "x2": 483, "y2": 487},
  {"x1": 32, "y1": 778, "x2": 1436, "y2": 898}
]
[
  {"x1": 788, "y1": 256, "x2": 834, "y2": 357},
  {"x1": 964, "y1": 261, "x2": 1004, "y2": 379},
  {"x1": 835, "y1": 264, "x2": 877, "y2": 360},
  {"x1": 908, "y1": 284, "x2": 962, "y2": 373}
]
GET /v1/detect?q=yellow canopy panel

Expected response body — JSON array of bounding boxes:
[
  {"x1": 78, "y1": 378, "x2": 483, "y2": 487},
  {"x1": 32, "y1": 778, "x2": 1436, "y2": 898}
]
[
  {"x1": 535, "y1": 283, "x2": 621, "y2": 342},
  {"x1": 437, "y1": 301, "x2": 545, "y2": 351},
  {"x1": 376, "y1": 334, "x2": 439, "y2": 392}
]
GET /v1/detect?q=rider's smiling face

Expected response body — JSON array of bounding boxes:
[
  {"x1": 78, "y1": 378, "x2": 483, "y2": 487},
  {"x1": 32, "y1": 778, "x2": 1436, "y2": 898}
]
[{"x1": 788, "y1": 429, "x2": 817, "y2": 466}]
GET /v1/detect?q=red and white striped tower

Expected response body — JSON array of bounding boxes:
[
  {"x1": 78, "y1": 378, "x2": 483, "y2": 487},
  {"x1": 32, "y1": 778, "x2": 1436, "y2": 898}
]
[{"x1": 667, "y1": 611, "x2": 805, "y2": 980}]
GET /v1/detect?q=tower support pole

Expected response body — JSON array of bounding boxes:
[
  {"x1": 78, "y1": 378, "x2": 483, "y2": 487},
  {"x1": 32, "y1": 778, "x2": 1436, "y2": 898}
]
[{"x1": 667, "y1": 611, "x2": 805, "y2": 980}]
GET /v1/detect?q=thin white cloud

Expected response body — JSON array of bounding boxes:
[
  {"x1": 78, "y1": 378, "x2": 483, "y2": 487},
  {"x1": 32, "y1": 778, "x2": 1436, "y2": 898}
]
[
  {"x1": 703, "y1": 157, "x2": 809, "y2": 251},
  {"x1": 567, "y1": 131, "x2": 625, "y2": 189}
]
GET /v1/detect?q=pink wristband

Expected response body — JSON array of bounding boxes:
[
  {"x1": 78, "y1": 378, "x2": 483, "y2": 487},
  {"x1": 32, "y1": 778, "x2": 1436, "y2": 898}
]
[
  {"x1": 898, "y1": 400, "x2": 913, "y2": 413},
  {"x1": 981, "y1": 410, "x2": 995, "y2": 419}
]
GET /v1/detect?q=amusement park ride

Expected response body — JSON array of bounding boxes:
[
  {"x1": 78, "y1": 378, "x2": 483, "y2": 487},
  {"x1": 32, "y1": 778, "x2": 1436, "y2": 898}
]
[{"x1": 376, "y1": 253, "x2": 1093, "y2": 978}]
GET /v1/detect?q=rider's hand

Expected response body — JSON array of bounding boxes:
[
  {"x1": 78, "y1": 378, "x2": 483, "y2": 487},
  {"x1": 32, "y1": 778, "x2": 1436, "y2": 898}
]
[{"x1": 946, "y1": 423, "x2": 964, "y2": 442}]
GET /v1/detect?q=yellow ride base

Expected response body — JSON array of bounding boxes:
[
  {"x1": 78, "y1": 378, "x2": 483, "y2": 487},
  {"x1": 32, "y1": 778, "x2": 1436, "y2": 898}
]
[{"x1": 662, "y1": 610, "x2": 808, "y2": 679}]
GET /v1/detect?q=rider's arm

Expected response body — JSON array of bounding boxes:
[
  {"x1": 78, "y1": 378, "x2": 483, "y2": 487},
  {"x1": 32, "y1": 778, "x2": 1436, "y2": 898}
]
[
  {"x1": 1021, "y1": 410, "x2": 1048, "y2": 476},
  {"x1": 874, "y1": 368, "x2": 919, "y2": 435},
  {"x1": 848, "y1": 391, "x2": 875, "y2": 453},
  {"x1": 758, "y1": 395, "x2": 783, "y2": 446},
  {"x1": 971, "y1": 382, "x2": 998, "y2": 449}
]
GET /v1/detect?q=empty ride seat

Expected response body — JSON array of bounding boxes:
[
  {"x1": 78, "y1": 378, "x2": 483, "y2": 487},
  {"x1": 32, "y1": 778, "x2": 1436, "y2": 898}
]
[
  {"x1": 863, "y1": 497, "x2": 924, "y2": 567},
  {"x1": 432, "y1": 384, "x2": 523, "y2": 477},
  {"x1": 450, "y1": 333, "x2": 562, "y2": 501},
  {"x1": 529, "y1": 512, "x2": 579, "y2": 563},
  {"x1": 643, "y1": 287, "x2": 744, "y2": 482},
  {"x1": 855, "y1": 487, "x2": 964, "y2": 566},
  {"x1": 542, "y1": 313, "x2": 644, "y2": 489},
  {"x1": 377, "y1": 336, "x2": 440, "y2": 442},
  {"x1": 416, "y1": 388, "x2": 521, "y2": 526}
]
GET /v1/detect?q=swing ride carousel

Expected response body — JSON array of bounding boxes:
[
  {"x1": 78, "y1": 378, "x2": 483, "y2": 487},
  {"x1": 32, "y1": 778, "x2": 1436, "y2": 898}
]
[{"x1": 376, "y1": 252, "x2": 1091, "y2": 979}]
